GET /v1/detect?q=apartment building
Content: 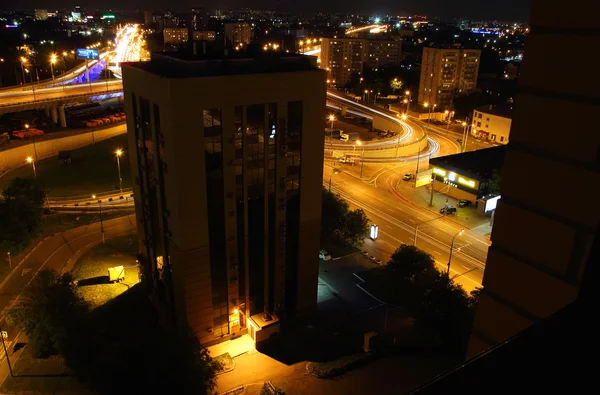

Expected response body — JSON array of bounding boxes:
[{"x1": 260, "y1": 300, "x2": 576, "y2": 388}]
[
  {"x1": 418, "y1": 45, "x2": 481, "y2": 108},
  {"x1": 320, "y1": 38, "x2": 367, "y2": 86},
  {"x1": 367, "y1": 39, "x2": 402, "y2": 70},
  {"x1": 472, "y1": 105, "x2": 512, "y2": 144},
  {"x1": 163, "y1": 28, "x2": 189, "y2": 45},
  {"x1": 122, "y1": 53, "x2": 325, "y2": 347},
  {"x1": 224, "y1": 22, "x2": 252, "y2": 45}
]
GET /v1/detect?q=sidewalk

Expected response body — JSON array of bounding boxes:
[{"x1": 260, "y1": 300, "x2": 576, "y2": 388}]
[{"x1": 393, "y1": 178, "x2": 492, "y2": 236}]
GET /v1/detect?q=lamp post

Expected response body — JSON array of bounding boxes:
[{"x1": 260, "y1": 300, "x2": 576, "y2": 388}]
[
  {"x1": 357, "y1": 140, "x2": 365, "y2": 178},
  {"x1": 444, "y1": 110, "x2": 449, "y2": 130},
  {"x1": 50, "y1": 53, "x2": 57, "y2": 80},
  {"x1": 329, "y1": 114, "x2": 335, "y2": 130},
  {"x1": 115, "y1": 149, "x2": 123, "y2": 193},
  {"x1": 461, "y1": 122, "x2": 468, "y2": 152},
  {"x1": 7, "y1": 252, "x2": 11, "y2": 268},
  {"x1": 26, "y1": 156, "x2": 36, "y2": 178},
  {"x1": 405, "y1": 90, "x2": 410, "y2": 113},
  {"x1": 447, "y1": 229, "x2": 465, "y2": 275},
  {"x1": 92, "y1": 194, "x2": 105, "y2": 243},
  {"x1": 328, "y1": 168, "x2": 341, "y2": 192},
  {"x1": 20, "y1": 56, "x2": 27, "y2": 85}
]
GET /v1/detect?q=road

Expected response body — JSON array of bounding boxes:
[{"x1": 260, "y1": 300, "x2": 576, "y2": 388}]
[
  {"x1": 324, "y1": 164, "x2": 488, "y2": 292},
  {"x1": 0, "y1": 79, "x2": 123, "y2": 107},
  {"x1": 0, "y1": 214, "x2": 136, "y2": 375}
]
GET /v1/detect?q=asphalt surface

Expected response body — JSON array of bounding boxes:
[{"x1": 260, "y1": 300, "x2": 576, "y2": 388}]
[
  {"x1": 0, "y1": 214, "x2": 136, "y2": 371},
  {"x1": 0, "y1": 80, "x2": 123, "y2": 107},
  {"x1": 324, "y1": 164, "x2": 488, "y2": 292}
]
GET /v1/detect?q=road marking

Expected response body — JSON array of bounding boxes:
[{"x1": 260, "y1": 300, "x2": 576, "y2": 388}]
[
  {"x1": 433, "y1": 251, "x2": 442, "y2": 255},
  {"x1": 408, "y1": 218, "x2": 415, "y2": 223},
  {"x1": 21, "y1": 268, "x2": 31, "y2": 277},
  {"x1": 385, "y1": 225, "x2": 393, "y2": 229}
]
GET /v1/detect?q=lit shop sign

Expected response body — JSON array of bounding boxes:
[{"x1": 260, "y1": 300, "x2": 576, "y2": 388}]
[
  {"x1": 101, "y1": 14, "x2": 115, "y2": 19},
  {"x1": 485, "y1": 195, "x2": 501, "y2": 213},
  {"x1": 434, "y1": 168, "x2": 478, "y2": 190},
  {"x1": 415, "y1": 169, "x2": 433, "y2": 188},
  {"x1": 370, "y1": 224, "x2": 379, "y2": 240}
]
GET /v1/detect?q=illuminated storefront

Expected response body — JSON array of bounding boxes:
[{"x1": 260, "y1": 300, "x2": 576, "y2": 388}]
[{"x1": 429, "y1": 146, "x2": 505, "y2": 205}]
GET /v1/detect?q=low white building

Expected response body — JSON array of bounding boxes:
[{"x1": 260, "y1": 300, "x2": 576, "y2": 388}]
[{"x1": 472, "y1": 105, "x2": 512, "y2": 144}]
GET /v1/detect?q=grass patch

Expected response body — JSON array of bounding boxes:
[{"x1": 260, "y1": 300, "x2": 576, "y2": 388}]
[
  {"x1": 0, "y1": 133, "x2": 130, "y2": 197},
  {"x1": 41, "y1": 209, "x2": 134, "y2": 237},
  {"x1": 71, "y1": 234, "x2": 139, "y2": 308},
  {"x1": 0, "y1": 210, "x2": 133, "y2": 288},
  {"x1": 306, "y1": 353, "x2": 374, "y2": 378},
  {"x1": 0, "y1": 343, "x2": 93, "y2": 395},
  {"x1": 214, "y1": 352, "x2": 235, "y2": 374}
]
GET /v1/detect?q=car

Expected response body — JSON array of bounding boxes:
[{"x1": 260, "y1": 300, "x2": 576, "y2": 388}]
[
  {"x1": 403, "y1": 173, "x2": 412, "y2": 181},
  {"x1": 440, "y1": 206, "x2": 457, "y2": 215},
  {"x1": 374, "y1": 259, "x2": 382, "y2": 265},
  {"x1": 362, "y1": 250, "x2": 369, "y2": 256},
  {"x1": 458, "y1": 199, "x2": 472, "y2": 207},
  {"x1": 319, "y1": 250, "x2": 332, "y2": 261},
  {"x1": 456, "y1": 138, "x2": 463, "y2": 144},
  {"x1": 455, "y1": 119, "x2": 464, "y2": 124}
]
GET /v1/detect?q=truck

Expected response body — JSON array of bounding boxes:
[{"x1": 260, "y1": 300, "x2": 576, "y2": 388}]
[
  {"x1": 325, "y1": 128, "x2": 343, "y2": 138},
  {"x1": 340, "y1": 131, "x2": 360, "y2": 141}
]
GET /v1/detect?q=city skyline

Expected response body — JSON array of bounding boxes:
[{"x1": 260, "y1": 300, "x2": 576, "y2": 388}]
[{"x1": 9, "y1": 0, "x2": 531, "y2": 21}]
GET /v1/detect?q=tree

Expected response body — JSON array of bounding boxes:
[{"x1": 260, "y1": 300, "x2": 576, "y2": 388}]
[
  {"x1": 415, "y1": 271, "x2": 475, "y2": 351},
  {"x1": 487, "y1": 170, "x2": 501, "y2": 195},
  {"x1": 0, "y1": 177, "x2": 45, "y2": 252},
  {"x1": 386, "y1": 244, "x2": 436, "y2": 283},
  {"x1": 390, "y1": 78, "x2": 403, "y2": 95},
  {"x1": 339, "y1": 209, "x2": 369, "y2": 247},
  {"x1": 4, "y1": 269, "x2": 89, "y2": 358},
  {"x1": 321, "y1": 188, "x2": 349, "y2": 237}
]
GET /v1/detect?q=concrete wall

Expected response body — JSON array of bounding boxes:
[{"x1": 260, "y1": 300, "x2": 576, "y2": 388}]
[
  {"x1": 0, "y1": 124, "x2": 126, "y2": 174},
  {"x1": 467, "y1": 0, "x2": 599, "y2": 358}
]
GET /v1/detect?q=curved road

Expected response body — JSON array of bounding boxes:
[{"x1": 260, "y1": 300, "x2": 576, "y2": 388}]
[{"x1": 0, "y1": 214, "x2": 136, "y2": 375}]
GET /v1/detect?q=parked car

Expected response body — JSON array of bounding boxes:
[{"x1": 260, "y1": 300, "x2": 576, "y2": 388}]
[
  {"x1": 403, "y1": 173, "x2": 412, "y2": 181},
  {"x1": 319, "y1": 250, "x2": 332, "y2": 261},
  {"x1": 458, "y1": 199, "x2": 472, "y2": 207},
  {"x1": 374, "y1": 259, "x2": 382, "y2": 265},
  {"x1": 362, "y1": 250, "x2": 369, "y2": 256},
  {"x1": 440, "y1": 206, "x2": 457, "y2": 215},
  {"x1": 456, "y1": 138, "x2": 463, "y2": 144}
]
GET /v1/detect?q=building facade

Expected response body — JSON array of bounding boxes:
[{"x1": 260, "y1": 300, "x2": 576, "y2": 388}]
[
  {"x1": 224, "y1": 22, "x2": 252, "y2": 46},
  {"x1": 122, "y1": 54, "x2": 325, "y2": 347},
  {"x1": 367, "y1": 39, "x2": 402, "y2": 70},
  {"x1": 34, "y1": 9, "x2": 48, "y2": 21},
  {"x1": 472, "y1": 105, "x2": 512, "y2": 144},
  {"x1": 193, "y1": 31, "x2": 216, "y2": 41},
  {"x1": 320, "y1": 38, "x2": 367, "y2": 86},
  {"x1": 163, "y1": 28, "x2": 189, "y2": 45},
  {"x1": 468, "y1": 0, "x2": 600, "y2": 358},
  {"x1": 418, "y1": 46, "x2": 481, "y2": 108}
]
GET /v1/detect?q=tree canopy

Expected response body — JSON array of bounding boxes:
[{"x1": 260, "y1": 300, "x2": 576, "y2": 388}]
[
  {"x1": 0, "y1": 177, "x2": 45, "y2": 252},
  {"x1": 4, "y1": 269, "x2": 88, "y2": 358},
  {"x1": 322, "y1": 188, "x2": 370, "y2": 247}
]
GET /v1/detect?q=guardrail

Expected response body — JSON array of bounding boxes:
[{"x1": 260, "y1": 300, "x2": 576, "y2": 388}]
[
  {"x1": 0, "y1": 88, "x2": 124, "y2": 108},
  {"x1": 48, "y1": 188, "x2": 134, "y2": 202}
]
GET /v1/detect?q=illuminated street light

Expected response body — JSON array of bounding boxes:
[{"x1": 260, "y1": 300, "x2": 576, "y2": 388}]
[
  {"x1": 26, "y1": 156, "x2": 36, "y2": 178},
  {"x1": 115, "y1": 149, "x2": 124, "y2": 193},
  {"x1": 328, "y1": 114, "x2": 336, "y2": 130},
  {"x1": 448, "y1": 229, "x2": 465, "y2": 274},
  {"x1": 50, "y1": 53, "x2": 57, "y2": 80}
]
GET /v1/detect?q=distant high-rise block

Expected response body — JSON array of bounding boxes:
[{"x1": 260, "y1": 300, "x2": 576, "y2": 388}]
[
  {"x1": 163, "y1": 28, "x2": 189, "y2": 45},
  {"x1": 122, "y1": 53, "x2": 325, "y2": 347},
  {"x1": 224, "y1": 22, "x2": 252, "y2": 46},
  {"x1": 418, "y1": 45, "x2": 481, "y2": 109},
  {"x1": 34, "y1": 9, "x2": 48, "y2": 21}
]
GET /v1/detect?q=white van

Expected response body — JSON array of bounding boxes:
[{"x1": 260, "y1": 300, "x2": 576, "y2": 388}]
[{"x1": 340, "y1": 132, "x2": 349, "y2": 141}]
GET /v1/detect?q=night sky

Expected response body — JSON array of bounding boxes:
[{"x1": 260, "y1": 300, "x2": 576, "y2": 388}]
[{"x1": 14, "y1": 0, "x2": 531, "y2": 20}]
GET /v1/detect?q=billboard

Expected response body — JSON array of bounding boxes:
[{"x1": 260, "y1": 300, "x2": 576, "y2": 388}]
[
  {"x1": 484, "y1": 195, "x2": 501, "y2": 213},
  {"x1": 415, "y1": 169, "x2": 433, "y2": 188},
  {"x1": 76, "y1": 48, "x2": 99, "y2": 60}
]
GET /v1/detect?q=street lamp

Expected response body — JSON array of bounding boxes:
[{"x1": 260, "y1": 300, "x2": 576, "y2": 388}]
[
  {"x1": 20, "y1": 56, "x2": 27, "y2": 85},
  {"x1": 328, "y1": 114, "x2": 336, "y2": 130},
  {"x1": 50, "y1": 53, "x2": 57, "y2": 80},
  {"x1": 447, "y1": 229, "x2": 465, "y2": 275},
  {"x1": 92, "y1": 194, "x2": 105, "y2": 243},
  {"x1": 461, "y1": 122, "x2": 468, "y2": 152},
  {"x1": 405, "y1": 90, "x2": 411, "y2": 113},
  {"x1": 115, "y1": 149, "x2": 123, "y2": 193},
  {"x1": 329, "y1": 168, "x2": 341, "y2": 192},
  {"x1": 356, "y1": 140, "x2": 365, "y2": 178},
  {"x1": 26, "y1": 156, "x2": 36, "y2": 178},
  {"x1": 396, "y1": 114, "x2": 408, "y2": 157}
]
